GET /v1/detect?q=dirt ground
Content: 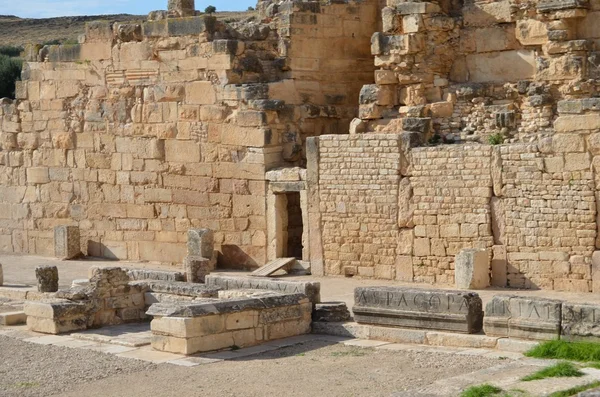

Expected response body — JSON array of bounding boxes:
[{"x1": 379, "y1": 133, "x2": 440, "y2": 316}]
[{"x1": 0, "y1": 336, "x2": 504, "y2": 397}]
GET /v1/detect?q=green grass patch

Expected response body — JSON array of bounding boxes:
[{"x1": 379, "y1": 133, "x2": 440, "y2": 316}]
[
  {"x1": 13, "y1": 382, "x2": 39, "y2": 389},
  {"x1": 521, "y1": 362, "x2": 583, "y2": 381},
  {"x1": 548, "y1": 381, "x2": 600, "y2": 397},
  {"x1": 586, "y1": 362, "x2": 600, "y2": 370},
  {"x1": 525, "y1": 340, "x2": 600, "y2": 362},
  {"x1": 460, "y1": 384, "x2": 503, "y2": 397}
]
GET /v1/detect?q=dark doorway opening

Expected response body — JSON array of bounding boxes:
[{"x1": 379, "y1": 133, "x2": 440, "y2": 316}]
[{"x1": 285, "y1": 192, "x2": 303, "y2": 260}]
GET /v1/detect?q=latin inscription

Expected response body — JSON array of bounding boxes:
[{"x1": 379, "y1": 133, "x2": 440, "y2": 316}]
[{"x1": 356, "y1": 290, "x2": 472, "y2": 313}]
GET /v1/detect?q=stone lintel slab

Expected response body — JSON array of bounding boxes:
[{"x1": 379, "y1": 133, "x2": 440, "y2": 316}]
[
  {"x1": 127, "y1": 269, "x2": 185, "y2": 282},
  {"x1": 146, "y1": 293, "x2": 309, "y2": 318},
  {"x1": 353, "y1": 287, "x2": 483, "y2": 334},
  {"x1": 537, "y1": 0, "x2": 589, "y2": 11},
  {"x1": 130, "y1": 280, "x2": 221, "y2": 298},
  {"x1": 205, "y1": 275, "x2": 321, "y2": 304}
]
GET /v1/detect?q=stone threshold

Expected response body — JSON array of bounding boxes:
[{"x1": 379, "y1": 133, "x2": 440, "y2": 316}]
[{"x1": 312, "y1": 322, "x2": 539, "y2": 353}]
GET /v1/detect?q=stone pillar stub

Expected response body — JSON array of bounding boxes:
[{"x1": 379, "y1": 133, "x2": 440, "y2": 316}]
[
  {"x1": 491, "y1": 245, "x2": 507, "y2": 287},
  {"x1": 35, "y1": 266, "x2": 59, "y2": 293},
  {"x1": 168, "y1": 0, "x2": 195, "y2": 17},
  {"x1": 184, "y1": 255, "x2": 211, "y2": 283},
  {"x1": 187, "y1": 229, "x2": 214, "y2": 258},
  {"x1": 0, "y1": 262, "x2": 3, "y2": 286},
  {"x1": 592, "y1": 251, "x2": 600, "y2": 293},
  {"x1": 54, "y1": 226, "x2": 80, "y2": 260},
  {"x1": 455, "y1": 248, "x2": 490, "y2": 290}
]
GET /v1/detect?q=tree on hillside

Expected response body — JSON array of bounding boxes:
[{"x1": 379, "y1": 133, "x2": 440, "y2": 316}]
[
  {"x1": 0, "y1": 55, "x2": 22, "y2": 99},
  {"x1": 205, "y1": 5, "x2": 217, "y2": 14}
]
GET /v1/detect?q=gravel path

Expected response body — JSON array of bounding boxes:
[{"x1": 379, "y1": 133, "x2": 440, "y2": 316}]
[
  {"x1": 0, "y1": 336, "x2": 156, "y2": 397},
  {"x1": 49, "y1": 340, "x2": 503, "y2": 397}
]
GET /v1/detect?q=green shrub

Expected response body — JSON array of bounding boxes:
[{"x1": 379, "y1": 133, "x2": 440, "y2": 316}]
[
  {"x1": 0, "y1": 54, "x2": 22, "y2": 99},
  {"x1": 525, "y1": 340, "x2": 600, "y2": 362},
  {"x1": 0, "y1": 45, "x2": 23, "y2": 57},
  {"x1": 548, "y1": 381, "x2": 600, "y2": 397},
  {"x1": 460, "y1": 384, "x2": 503, "y2": 397},
  {"x1": 488, "y1": 133, "x2": 504, "y2": 145},
  {"x1": 521, "y1": 362, "x2": 583, "y2": 381},
  {"x1": 205, "y1": 5, "x2": 217, "y2": 14}
]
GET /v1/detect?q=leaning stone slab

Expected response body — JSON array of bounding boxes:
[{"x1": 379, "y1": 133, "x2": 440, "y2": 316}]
[
  {"x1": 205, "y1": 274, "x2": 321, "y2": 304},
  {"x1": 484, "y1": 295, "x2": 562, "y2": 340},
  {"x1": 353, "y1": 287, "x2": 484, "y2": 334},
  {"x1": 54, "y1": 225, "x2": 80, "y2": 260},
  {"x1": 35, "y1": 266, "x2": 59, "y2": 293},
  {"x1": 562, "y1": 303, "x2": 600, "y2": 342},
  {"x1": 130, "y1": 280, "x2": 220, "y2": 298}
]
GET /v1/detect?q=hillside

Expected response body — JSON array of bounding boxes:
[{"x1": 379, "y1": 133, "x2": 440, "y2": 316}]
[{"x1": 0, "y1": 11, "x2": 254, "y2": 47}]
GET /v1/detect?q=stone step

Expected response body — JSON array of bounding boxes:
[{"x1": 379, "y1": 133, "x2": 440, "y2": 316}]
[
  {"x1": 0, "y1": 311, "x2": 27, "y2": 326},
  {"x1": 251, "y1": 257, "x2": 296, "y2": 277}
]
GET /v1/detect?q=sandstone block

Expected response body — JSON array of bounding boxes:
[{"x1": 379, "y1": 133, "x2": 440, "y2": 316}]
[
  {"x1": 26, "y1": 167, "x2": 49, "y2": 184},
  {"x1": 353, "y1": 287, "x2": 484, "y2": 334},
  {"x1": 555, "y1": 114, "x2": 600, "y2": 132},
  {"x1": 54, "y1": 226, "x2": 80, "y2": 260},
  {"x1": 35, "y1": 266, "x2": 59, "y2": 293},
  {"x1": 593, "y1": 251, "x2": 600, "y2": 293},
  {"x1": 312, "y1": 302, "x2": 351, "y2": 322},
  {"x1": 562, "y1": 303, "x2": 600, "y2": 342},
  {"x1": 466, "y1": 50, "x2": 536, "y2": 83},
  {"x1": 455, "y1": 249, "x2": 490, "y2": 290},
  {"x1": 168, "y1": 0, "x2": 195, "y2": 17},
  {"x1": 516, "y1": 20, "x2": 548, "y2": 46},
  {"x1": 186, "y1": 81, "x2": 216, "y2": 104}
]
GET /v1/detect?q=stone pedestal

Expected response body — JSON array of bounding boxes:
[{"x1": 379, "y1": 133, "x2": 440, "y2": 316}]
[
  {"x1": 187, "y1": 229, "x2": 214, "y2": 258},
  {"x1": 455, "y1": 248, "x2": 490, "y2": 290},
  {"x1": 168, "y1": 0, "x2": 195, "y2": 17},
  {"x1": 184, "y1": 255, "x2": 211, "y2": 283},
  {"x1": 0, "y1": 262, "x2": 3, "y2": 286},
  {"x1": 35, "y1": 266, "x2": 59, "y2": 293},
  {"x1": 54, "y1": 226, "x2": 80, "y2": 260}
]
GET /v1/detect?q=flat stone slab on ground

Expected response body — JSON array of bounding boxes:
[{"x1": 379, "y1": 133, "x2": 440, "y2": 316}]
[
  {"x1": 71, "y1": 323, "x2": 152, "y2": 347},
  {"x1": 353, "y1": 287, "x2": 484, "y2": 333}
]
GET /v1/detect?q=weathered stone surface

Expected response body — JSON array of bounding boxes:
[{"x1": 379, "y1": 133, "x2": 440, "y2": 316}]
[
  {"x1": 312, "y1": 302, "x2": 352, "y2": 322},
  {"x1": 455, "y1": 248, "x2": 490, "y2": 290},
  {"x1": 35, "y1": 266, "x2": 59, "y2": 293},
  {"x1": 54, "y1": 225, "x2": 80, "y2": 260},
  {"x1": 205, "y1": 275, "x2": 321, "y2": 304},
  {"x1": 0, "y1": 262, "x2": 3, "y2": 286},
  {"x1": 187, "y1": 229, "x2": 214, "y2": 258},
  {"x1": 353, "y1": 287, "x2": 484, "y2": 334},
  {"x1": 183, "y1": 255, "x2": 211, "y2": 283},
  {"x1": 146, "y1": 293, "x2": 308, "y2": 317},
  {"x1": 127, "y1": 269, "x2": 185, "y2": 282},
  {"x1": 24, "y1": 299, "x2": 89, "y2": 334},
  {"x1": 131, "y1": 280, "x2": 220, "y2": 298},
  {"x1": 562, "y1": 303, "x2": 600, "y2": 342},
  {"x1": 484, "y1": 295, "x2": 562, "y2": 340}
]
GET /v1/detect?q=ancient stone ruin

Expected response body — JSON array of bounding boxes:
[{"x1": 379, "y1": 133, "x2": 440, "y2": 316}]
[{"x1": 1, "y1": 0, "x2": 600, "y2": 295}]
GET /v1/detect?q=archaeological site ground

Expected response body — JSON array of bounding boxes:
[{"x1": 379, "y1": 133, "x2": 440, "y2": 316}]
[{"x1": 3, "y1": 0, "x2": 600, "y2": 396}]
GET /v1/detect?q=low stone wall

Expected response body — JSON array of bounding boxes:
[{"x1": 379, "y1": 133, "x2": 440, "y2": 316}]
[{"x1": 149, "y1": 293, "x2": 312, "y2": 354}]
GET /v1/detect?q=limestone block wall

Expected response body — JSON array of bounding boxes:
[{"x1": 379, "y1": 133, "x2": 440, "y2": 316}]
[
  {"x1": 0, "y1": 1, "x2": 376, "y2": 268},
  {"x1": 315, "y1": 134, "x2": 402, "y2": 277}
]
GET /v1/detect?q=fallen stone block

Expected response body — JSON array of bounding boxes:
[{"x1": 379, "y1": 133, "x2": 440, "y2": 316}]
[
  {"x1": 131, "y1": 280, "x2": 220, "y2": 298},
  {"x1": 312, "y1": 302, "x2": 351, "y2": 323},
  {"x1": 54, "y1": 225, "x2": 80, "y2": 260},
  {"x1": 353, "y1": 287, "x2": 484, "y2": 334},
  {"x1": 0, "y1": 311, "x2": 26, "y2": 326},
  {"x1": 24, "y1": 299, "x2": 89, "y2": 334},
  {"x1": 183, "y1": 255, "x2": 211, "y2": 283},
  {"x1": 562, "y1": 303, "x2": 600, "y2": 342},
  {"x1": 127, "y1": 269, "x2": 185, "y2": 282},
  {"x1": 35, "y1": 266, "x2": 59, "y2": 293},
  {"x1": 205, "y1": 274, "x2": 321, "y2": 305},
  {"x1": 455, "y1": 248, "x2": 490, "y2": 290},
  {"x1": 484, "y1": 295, "x2": 562, "y2": 340}
]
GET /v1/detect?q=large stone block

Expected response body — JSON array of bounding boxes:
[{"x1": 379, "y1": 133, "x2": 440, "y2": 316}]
[
  {"x1": 168, "y1": 0, "x2": 195, "y2": 16},
  {"x1": 35, "y1": 266, "x2": 59, "y2": 293},
  {"x1": 54, "y1": 226, "x2": 80, "y2": 260},
  {"x1": 353, "y1": 287, "x2": 484, "y2": 334},
  {"x1": 205, "y1": 275, "x2": 321, "y2": 305},
  {"x1": 466, "y1": 50, "x2": 536, "y2": 83},
  {"x1": 187, "y1": 229, "x2": 214, "y2": 258},
  {"x1": 562, "y1": 303, "x2": 600, "y2": 342},
  {"x1": 455, "y1": 249, "x2": 490, "y2": 290},
  {"x1": 484, "y1": 295, "x2": 562, "y2": 340}
]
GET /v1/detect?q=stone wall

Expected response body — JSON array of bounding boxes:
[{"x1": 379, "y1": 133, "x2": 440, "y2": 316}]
[{"x1": 0, "y1": 1, "x2": 377, "y2": 268}]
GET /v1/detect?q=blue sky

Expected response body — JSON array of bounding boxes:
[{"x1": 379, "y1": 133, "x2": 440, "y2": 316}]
[{"x1": 0, "y1": 0, "x2": 255, "y2": 18}]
